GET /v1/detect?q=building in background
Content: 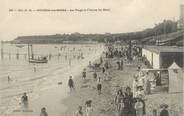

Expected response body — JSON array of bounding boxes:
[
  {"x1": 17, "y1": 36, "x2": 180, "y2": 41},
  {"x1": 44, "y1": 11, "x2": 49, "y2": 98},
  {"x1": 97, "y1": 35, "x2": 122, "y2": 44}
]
[{"x1": 142, "y1": 46, "x2": 184, "y2": 69}]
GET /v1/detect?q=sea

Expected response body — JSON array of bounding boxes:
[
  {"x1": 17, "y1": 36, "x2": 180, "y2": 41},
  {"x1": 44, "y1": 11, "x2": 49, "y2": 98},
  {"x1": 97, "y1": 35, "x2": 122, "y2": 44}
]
[{"x1": 0, "y1": 43, "x2": 104, "y2": 116}]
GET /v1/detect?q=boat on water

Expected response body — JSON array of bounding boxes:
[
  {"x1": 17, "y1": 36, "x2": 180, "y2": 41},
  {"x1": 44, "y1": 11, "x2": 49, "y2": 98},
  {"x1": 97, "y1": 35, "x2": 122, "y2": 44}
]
[
  {"x1": 29, "y1": 57, "x2": 48, "y2": 63},
  {"x1": 28, "y1": 44, "x2": 48, "y2": 64}
]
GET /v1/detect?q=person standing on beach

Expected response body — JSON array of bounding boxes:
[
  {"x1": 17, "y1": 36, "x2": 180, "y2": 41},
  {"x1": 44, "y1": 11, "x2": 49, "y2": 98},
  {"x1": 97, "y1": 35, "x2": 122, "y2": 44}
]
[
  {"x1": 8, "y1": 76, "x2": 11, "y2": 83},
  {"x1": 114, "y1": 89, "x2": 124, "y2": 113},
  {"x1": 117, "y1": 61, "x2": 120, "y2": 70},
  {"x1": 97, "y1": 77, "x2": 102, "y2": 95},
  {"x1": 68, "y1": 76, "x2": 74, "y2": 92},
  {"x1": 40, "y1": 107, "x2": 48, "y2": 116},
  {"x1": 102, "y1": 67, "x2": 105, "y2": 74},
  {"x1": 120, "y1": 59, "x2": 124, "y2": 70},
  {"x1": 124, "y1": 87, "x2": 136, "y2": 116}
]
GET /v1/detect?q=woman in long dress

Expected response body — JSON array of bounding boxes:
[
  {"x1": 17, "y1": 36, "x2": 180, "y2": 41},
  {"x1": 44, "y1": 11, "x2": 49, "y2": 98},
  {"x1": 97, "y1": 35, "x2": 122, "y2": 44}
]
[{"x1": 114, "y1": 90, "x2": 124, "y2": 113}]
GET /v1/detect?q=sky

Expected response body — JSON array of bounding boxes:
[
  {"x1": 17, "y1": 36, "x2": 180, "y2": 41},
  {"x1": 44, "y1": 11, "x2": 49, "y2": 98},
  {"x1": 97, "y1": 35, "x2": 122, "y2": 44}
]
[{"x1": 0, "y1": 0, "x2": 182, "y2": 40}]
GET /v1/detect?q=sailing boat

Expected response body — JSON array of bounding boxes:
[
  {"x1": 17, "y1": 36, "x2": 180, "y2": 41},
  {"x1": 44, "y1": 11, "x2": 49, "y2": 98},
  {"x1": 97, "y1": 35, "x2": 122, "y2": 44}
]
[{"x1": 28, "y1": 44, "x2": 48, "y2": 63}]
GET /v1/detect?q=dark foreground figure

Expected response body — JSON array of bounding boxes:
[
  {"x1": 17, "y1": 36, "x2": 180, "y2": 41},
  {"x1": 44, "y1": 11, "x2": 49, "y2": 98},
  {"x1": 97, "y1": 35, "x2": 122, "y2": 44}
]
[{"x1": 40, "y1": 107, "x2": 48, "y2": 116}]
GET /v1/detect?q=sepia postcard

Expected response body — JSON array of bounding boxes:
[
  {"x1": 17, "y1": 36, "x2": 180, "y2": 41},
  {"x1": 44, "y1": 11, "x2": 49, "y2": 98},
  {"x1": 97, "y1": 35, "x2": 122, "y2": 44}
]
[{"x1": 0, "y1": 0, "x2": 183, "y2": 116}]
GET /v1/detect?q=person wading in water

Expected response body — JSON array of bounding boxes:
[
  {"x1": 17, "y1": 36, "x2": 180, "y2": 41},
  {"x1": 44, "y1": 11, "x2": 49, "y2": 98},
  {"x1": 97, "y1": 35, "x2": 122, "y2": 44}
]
[{"x1": 21, "y1": 92, "x2": 28, "y2": 111}]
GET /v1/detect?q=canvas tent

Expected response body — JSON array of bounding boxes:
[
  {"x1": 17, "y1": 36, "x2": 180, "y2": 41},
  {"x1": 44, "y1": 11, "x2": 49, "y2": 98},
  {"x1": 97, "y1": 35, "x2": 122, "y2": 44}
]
[{"x1": 168, "y1": 62, "x2": 183, "y2": 93}]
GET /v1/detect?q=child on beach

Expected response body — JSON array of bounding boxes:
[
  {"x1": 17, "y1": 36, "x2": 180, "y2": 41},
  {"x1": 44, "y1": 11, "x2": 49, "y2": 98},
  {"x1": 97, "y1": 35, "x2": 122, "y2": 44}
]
[
  {"x1": 76, "y1": 106, "x2": 83, "y2": 116},
  {"x1": 40, "y1": 107, "x2": 48, "y2": 116},
  {"x1": 68, "y1": 76, "x2": 74, "y2": 92},
  {"x1": 102, "y1": 67, "x2": 105, "y2": 74},
  {"x1": 97, "y1": 77, "x2": 102, "y2": 95}
]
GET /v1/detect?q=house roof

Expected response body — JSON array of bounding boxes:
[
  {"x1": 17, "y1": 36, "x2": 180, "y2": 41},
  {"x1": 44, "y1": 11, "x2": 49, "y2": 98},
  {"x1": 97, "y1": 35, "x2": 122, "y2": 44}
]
[
  {"x1": 143, "y1": 46, "x2": 184, "y2": 53},
  {"x1": 168, "y1": 62, "x2": 181, "y2": 69}
]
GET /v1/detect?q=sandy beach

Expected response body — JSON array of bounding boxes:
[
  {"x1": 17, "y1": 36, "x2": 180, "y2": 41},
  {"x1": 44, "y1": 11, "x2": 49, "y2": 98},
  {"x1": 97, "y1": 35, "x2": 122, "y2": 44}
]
[{"x1": 61, "y1": 56, "x2": 183, "y2": 116}]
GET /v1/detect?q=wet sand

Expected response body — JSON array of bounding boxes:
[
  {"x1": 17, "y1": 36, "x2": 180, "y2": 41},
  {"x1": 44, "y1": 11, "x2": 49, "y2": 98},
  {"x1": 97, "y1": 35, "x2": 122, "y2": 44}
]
[{"x1": 9, "y1": 48, "x2": 104, "y2": 116}]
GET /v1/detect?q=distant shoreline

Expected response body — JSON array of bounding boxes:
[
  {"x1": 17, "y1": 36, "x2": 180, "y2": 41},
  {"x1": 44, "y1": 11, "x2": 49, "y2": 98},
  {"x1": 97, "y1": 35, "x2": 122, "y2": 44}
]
[{"x1": 4, "y1": 41, "x2": 103, "y2": 45}]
